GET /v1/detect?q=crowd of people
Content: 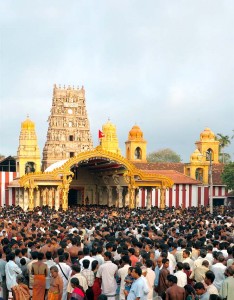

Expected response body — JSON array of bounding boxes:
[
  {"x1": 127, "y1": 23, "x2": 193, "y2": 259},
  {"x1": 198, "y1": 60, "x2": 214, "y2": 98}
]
[{"x1": 0, "y1": 204, "x2": 233, "y2": 300}]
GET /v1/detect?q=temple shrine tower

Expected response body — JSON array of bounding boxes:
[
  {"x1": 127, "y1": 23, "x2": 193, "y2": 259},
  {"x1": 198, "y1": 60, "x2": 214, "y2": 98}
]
[
  {"x1": 125, "y1": 125, "x2": 147, "y2": 162},
  {"x1": 100, "y1": 119, "x2": 121, "y2": 154},
  {"x1": 42, "y1": 84, "x2": 93, "y2": 170},
  {"x1": 16, "y1": 117, "x2": 41, "y2": 177}
]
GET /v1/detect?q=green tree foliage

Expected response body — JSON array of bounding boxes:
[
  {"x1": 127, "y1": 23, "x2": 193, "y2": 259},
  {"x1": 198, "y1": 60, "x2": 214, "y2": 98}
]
[
  {"x1": 221, "y1": 162, "x2": 234, "y2": 190},
  {"x1": 147, "y1": 148, "x2": 182, "y2": 163},
  {"x1": 216, "y1": 133, "x2": 231, "y2": 163}
]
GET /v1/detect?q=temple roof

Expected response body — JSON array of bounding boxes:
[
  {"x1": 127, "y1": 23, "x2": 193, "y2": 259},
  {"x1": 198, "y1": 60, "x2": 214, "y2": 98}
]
[
  {"x1": 141, "y1": 169, "x2": 201, "y2": 184},
  {"x1": 45, "y1": 159, "x2": 68, "y2": 172},
  {"x1": 134, "y1": 162, "x2": 184, "y2": 173}
]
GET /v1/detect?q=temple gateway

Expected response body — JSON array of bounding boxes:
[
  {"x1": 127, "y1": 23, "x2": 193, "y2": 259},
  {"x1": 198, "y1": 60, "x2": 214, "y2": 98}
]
[{"x1": 1, "y1": 84, "x2": 230, "y2": 210}]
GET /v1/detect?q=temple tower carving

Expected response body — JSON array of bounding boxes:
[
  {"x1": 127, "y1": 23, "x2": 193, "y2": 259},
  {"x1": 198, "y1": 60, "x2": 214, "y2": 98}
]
[
  {"x1": 16, "y1": 117, "x2": 41, "y2": 177},
  {"x1": 42, "y1": 84, "x2": 93, "y2": 170}
]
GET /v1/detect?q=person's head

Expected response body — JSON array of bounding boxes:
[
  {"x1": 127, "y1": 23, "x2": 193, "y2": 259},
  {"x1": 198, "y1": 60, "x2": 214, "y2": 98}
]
[
  {"x1": 202, "y1": 260, "x2": 209, "y2": 268},
  {"x1": 104, "y1": 251, "x2": 112, "y2": 261},
  {"x1": 128, "y1": 266, "x2": 133, "y2": 275},
  {"x1": 59, "y1": 255, "x2": 66, "y2": 263},
  {"x1": 224, "y1": 266, "x2": 234, "y2": 277},
  {"x1": 162, "y1": 258, "x2": 169, "y2": 269},
  {"x1": 83, "y1": 259, "x2": 90, "y2": 269},
  {"x1": 122, "y1": 255, "x2": 131, "y2": 265},
  {"x1": 16, "y1": 274, "x2": 25, "y2": 284},
  {"x1": 38, "y1": 252, "x2": 44, "y2": 261},
  {"x1": 46, "y1": 251, "x2": 52, "y2": 260},
  {"x1": 128, "y1": 248, "x2": 135, "y2": 256},
  {"x1": 209, "y1": 295, "x2": 222, "y2": 300},
  {"x1": 200, "y1": 249, "x2": 207, "y2": 258},
  {"x1": 156, "y1": 256, "x2": 163, "y2": 267},
  {"x1": 50, "y1": 266, "x2": 59, "y2": 278},
  {"x1": 183, "y1": 249, "x2": 190, "y2": 259},
  {"x1": 184, "y1": 284, "x2": 196, "y2": 296},
  {"x1": 131, "y1": 266, "x2": 142, "y2": 279},
  {"x1": 194, "y1": 282, "x2": 206, "y2": 296},
  {"x1": 72, "y1": 264, "x2": 81, "y2": 274},
  {"x1": 145, "y1": 259, "x2": 153, "y2": 269},
  {"x1": 204, "y1": 271, "x2": 215, "y2": 286},
  {"x1": 167, "y1": 274, "x2": 177, "y2": 286},
  {"x1": 70, "y1": 277, "x2": 80, "y2": 289},
  {"x1": 91, "y1": 260, "x2": 99, "y2": 272},
  {"x1": 20, "y1": 258, "x2": 26, "y2": 266},
  {"x1": 176, "y1": 262, "x2": 184, "y2": 271},
  {"x1": 183, "y1": 262, "x2": 190, "y2": 271},
  {"x1": 217, "y1": 254, "x2": 225, "y2": 263},
  {"x1": 31, "y1": 251, "x2": 39, "y2": 260}
]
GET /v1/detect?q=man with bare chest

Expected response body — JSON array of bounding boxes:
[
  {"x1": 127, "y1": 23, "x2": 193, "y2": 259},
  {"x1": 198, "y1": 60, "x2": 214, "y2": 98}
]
[{"x1": 165, "y1": 275, "x2": 185, "y2": 300}]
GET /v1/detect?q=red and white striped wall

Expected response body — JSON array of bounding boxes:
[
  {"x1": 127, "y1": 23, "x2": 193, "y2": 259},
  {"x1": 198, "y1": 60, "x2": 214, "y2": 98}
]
[
  {"x1": 0, "y1": 172, "x2": 17, "y2": 206},
  {"x1": 139, "y1": 184, "x2": 227, "y2": 208}
]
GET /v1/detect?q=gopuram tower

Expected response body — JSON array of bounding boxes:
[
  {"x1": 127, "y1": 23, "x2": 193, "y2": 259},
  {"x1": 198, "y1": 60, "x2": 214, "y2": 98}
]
[{"x1": 42, "y1": 84, "x2": 93, "y2": 170}]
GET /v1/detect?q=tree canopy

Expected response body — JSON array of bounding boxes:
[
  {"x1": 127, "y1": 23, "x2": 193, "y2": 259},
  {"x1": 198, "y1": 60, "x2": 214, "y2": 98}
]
[
  {"x1": 221, "y1": 162, "x2": 234, "y2": 190},
  {"x1": 147, "y1": 148, "x2": 182, "y2": 163}
]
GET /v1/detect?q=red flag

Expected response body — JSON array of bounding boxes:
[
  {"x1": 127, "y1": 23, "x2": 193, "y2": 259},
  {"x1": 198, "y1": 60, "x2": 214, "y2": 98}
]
[{"x1": 98, "y1": 130, "x2": 105, "y2": 138}]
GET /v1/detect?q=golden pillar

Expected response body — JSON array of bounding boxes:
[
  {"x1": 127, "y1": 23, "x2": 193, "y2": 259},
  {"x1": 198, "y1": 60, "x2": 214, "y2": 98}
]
[
  {"x1": 55, "y1": 188, "x2": 60, "y2": 211},
  {"x1": 61, "y1": 176, "x2": 72, "y2": 211},
  {"x1": 160, "y1": 187, "x2": 166, "y2": 210},
  {"x1": 28, "y1": 188, "x2": 34, "y2": 211},
  {"x1": 129, "y1": 186, "x2": 136, "y2": 209}
]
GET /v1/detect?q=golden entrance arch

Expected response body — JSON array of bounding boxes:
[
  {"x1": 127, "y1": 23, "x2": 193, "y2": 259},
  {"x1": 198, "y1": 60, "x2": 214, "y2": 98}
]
[{"x1": 18, "y1": 146, "x2": 173, "y2": 210}]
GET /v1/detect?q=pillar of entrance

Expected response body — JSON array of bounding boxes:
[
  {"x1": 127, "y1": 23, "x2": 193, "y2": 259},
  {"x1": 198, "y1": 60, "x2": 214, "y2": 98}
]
[
  {"x1": 97, "y1": 187, "x2": 103, "y2": 205},
  {"x1": 62, "y1": 188, "x2": 68, "y2": 210},
  {"x1": 129, "y1": 187, "x2": 136, "y2": 209},
  {"x1": 35, "y1": 189, "x2": 40, "y2": 207},
  {"x1": 15, "y1": 189, "x2": 19, "y2": 206},
  {"x1": 106, "y1": 186, "x2": 113, "y2": 207},
  {"x1": 160, "y1": 187, "x2": 166, "y2": 210},
  {"x1": 55, "y1": 188, "x2": 60, "y2": 211},
  {"x1": 48, "y1": 188, "x2": 53, "y2": 208},
  {"x1": 42, "y1": 188, "x2": 47, "y2": 206},
  {"x1": 23, "y1": 189, "x2": 29, "y2": 211},
  {"x1": 116, "y1": 186, "x2": 123, "y2": 208},
  {"x1": 28, "y1": 188, "x2": 34, "y2": 211},
  {"x1": 146, "y1": 188, "x2": 152, "y2": 209}
]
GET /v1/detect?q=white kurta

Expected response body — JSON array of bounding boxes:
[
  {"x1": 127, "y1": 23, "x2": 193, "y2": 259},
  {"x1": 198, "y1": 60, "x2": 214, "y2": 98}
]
[
  {"x1": 5, "y1": 260, "x2": 22, "y2": 291},
  {"x1": 97, "y1": 260, "x2": 118, "y2": 299}
]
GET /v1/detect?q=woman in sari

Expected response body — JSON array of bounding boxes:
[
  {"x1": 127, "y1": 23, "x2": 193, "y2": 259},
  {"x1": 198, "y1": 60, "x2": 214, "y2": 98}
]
[
  {"x1": 48, "y1": 266, "x2": 63, "y2": 300},
  {"x1": 31, "y1": 252, "x2": 48, "y2": 299},
  {"x1": 12, "y1": 274, "x2": 30, "y2": 300}
]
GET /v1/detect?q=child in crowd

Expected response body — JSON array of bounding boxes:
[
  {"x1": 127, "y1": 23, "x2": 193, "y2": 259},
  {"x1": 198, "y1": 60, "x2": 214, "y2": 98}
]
[{"x1": 124, "y1": 267, "x2": 134, "y2": 299}]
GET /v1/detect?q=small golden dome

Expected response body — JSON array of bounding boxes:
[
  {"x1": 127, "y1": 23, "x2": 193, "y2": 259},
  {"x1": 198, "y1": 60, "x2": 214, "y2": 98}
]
[
  {"x1": 128, "y1": 125, "x2": 144, "y2": 140},
  {"x1": 200, "y1": 127, "x2": 215, "y2": 141},
  {"x1": 102, "y1": 120, "x2": 116, "y2": 132},
  {"x1": 21, "y1": 117, "x2": 35, "y2": 130},
  {"x1": 190, "y1": 149, "x2": 201, "y2": 162}
]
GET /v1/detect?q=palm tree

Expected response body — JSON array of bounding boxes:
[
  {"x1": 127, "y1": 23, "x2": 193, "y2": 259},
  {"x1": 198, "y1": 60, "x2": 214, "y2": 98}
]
[{"x1": 216, "y1": 133, "x2": 231, "y2": 163}]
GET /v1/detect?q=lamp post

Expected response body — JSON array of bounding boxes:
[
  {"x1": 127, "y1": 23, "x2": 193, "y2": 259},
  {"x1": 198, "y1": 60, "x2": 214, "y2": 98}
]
[{"x1": 207, "y1": 150, "x2": 213, "y2": 214}]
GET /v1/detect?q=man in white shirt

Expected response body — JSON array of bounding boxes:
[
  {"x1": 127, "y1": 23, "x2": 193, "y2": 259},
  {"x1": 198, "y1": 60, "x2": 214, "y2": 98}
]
[
  {"x1": 174, "y1": 262, "x2": 187, "y2": 288},
  {"x1": 57, "y1": 255, "x2": 72, "y2": 300},
  {"x1": 145, "y1": 260, "x2": 156, "y2": 300},
  {"x1": 118, "y1": 255, "x2": 131, "y2": 300},
  {"x1": 204, "y1": 270, "x2": 219, "y2": 295},
  {"x1": 79, "y1": 247, "x2": 95, "y2": 270},
  {"x1": 211, "y1": 255, "x2": 226, "y2": 291},
  {"x1": 5, "y1": 252, "x2": 22, "y2": 292},
  {"x1": 97, "y1": 251, "x2": 118, "y2": 300}
]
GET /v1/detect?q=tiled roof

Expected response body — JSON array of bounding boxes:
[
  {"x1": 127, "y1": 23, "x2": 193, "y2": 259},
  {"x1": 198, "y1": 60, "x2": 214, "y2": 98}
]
[
  {"x1": 134, "y1": 162, "x2": 225, "y2": 185},
  {"x1": 134, "y1": 162, "x2": 184, "y2": 172},
  {"x1": 141, "y1": 169, "x2": 201, "y2": 184}
]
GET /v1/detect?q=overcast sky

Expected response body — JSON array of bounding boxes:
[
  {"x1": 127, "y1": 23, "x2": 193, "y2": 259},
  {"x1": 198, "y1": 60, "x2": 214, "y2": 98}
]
[{"x1": 0, "y1": 0, "x2": 233, "y2": 162}]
